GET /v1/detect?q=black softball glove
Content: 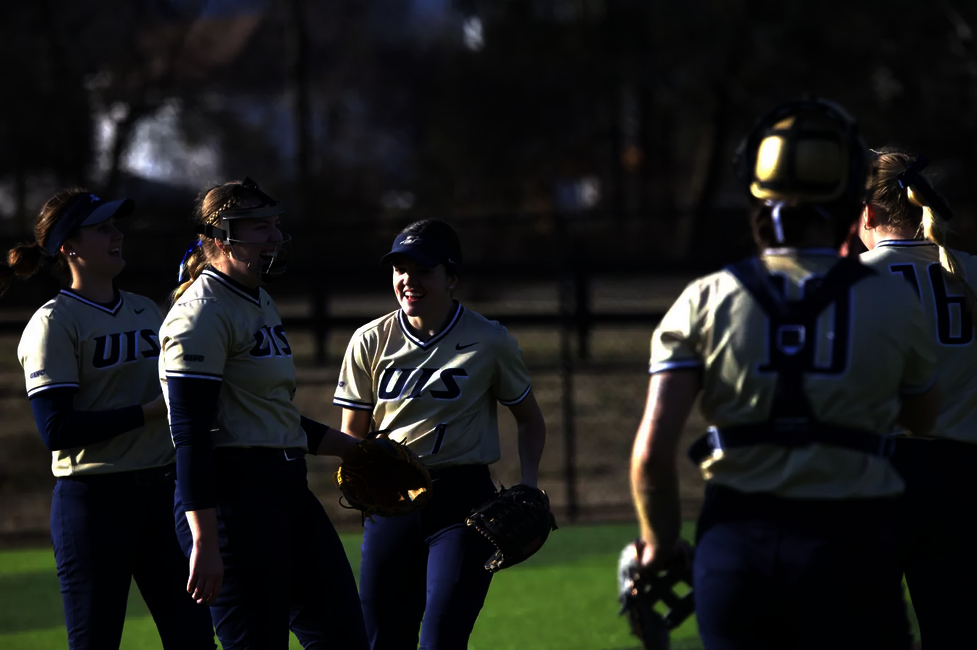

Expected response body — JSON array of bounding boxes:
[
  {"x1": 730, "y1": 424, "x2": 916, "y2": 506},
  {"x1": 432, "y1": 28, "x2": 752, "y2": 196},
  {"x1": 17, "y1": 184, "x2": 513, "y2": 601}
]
[{"x1": 466, "y1": 483, "x2": 558, "y2": 573}]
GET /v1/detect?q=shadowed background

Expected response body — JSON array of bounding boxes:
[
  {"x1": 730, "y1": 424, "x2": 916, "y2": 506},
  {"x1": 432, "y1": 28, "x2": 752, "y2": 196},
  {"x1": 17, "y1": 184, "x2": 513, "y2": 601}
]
[{"x1": 1, "y1": 0, "x2": 975, "y2": 546}]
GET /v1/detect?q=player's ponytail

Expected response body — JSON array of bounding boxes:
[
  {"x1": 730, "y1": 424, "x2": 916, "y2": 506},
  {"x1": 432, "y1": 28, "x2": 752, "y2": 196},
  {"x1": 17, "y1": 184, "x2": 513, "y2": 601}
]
[
  {"x1": 170, "y1": 241, "x2": 210, "y2": 305},
  {"x1": 914, "y1": 187, "x2": 977, "y2": 318},
  {"x1": 1, "y1": 188, "x2": 89, "y2": 297},
  {"x1": 1, "y1": 242, "x2": 47, "y2": 296}
]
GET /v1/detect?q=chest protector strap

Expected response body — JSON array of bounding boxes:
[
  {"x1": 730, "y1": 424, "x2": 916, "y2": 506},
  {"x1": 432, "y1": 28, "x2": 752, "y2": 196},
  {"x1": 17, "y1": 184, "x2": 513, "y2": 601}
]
[{"x1": 687, "y1": 256, "x2": 895, "y2": 465}]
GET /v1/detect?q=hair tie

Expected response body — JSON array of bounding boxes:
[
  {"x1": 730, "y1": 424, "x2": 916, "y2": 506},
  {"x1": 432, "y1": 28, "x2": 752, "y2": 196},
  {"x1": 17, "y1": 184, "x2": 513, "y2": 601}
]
[{"x1": 177, "y1": 239, "x2": 202, "y2": 284}]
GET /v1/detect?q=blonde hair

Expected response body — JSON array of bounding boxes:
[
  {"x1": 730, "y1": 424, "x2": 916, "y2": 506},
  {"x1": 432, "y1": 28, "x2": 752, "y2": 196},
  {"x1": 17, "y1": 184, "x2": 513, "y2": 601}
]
[
  {"x1": 169, "y1": 180, "x2": 268, "y2": 305},
  {"x1": 868, "y1": 149, "x2": 977, "y2": 318}
]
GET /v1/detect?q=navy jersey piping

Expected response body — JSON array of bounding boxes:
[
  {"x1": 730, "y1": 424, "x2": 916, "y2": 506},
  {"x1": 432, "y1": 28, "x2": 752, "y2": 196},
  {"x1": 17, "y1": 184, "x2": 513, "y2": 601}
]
[
  {"x1": 397, "y1": 303, "x2": 464, "y2": 349},
  {"x1": 59, "y1": 289, "x2": 124, "y2": 316},
  {"x1": 333, "y1": 396, "x2": 374, "y2": 411},
  {"x1": 201, "y1": 268, "x2": 262, "y2": 307},
  {"x1": 876, "y1": 240, "x2": 936, "y2": 249}
]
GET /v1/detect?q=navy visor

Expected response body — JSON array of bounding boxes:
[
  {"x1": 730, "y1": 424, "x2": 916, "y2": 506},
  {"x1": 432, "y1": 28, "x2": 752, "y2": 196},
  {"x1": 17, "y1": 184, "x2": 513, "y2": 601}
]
[{"x1": 45, "y1": 194, "x2": 134, "y2": 256}]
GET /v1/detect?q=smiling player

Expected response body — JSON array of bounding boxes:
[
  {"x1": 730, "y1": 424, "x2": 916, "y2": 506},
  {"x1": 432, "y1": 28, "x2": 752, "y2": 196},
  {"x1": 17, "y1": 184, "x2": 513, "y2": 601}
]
[
  {"x1": 335, "y1": 218, "x2": 547, "y2": 649},
  {"x1": 158, "y1": 178, "x2": 367, "y2": 650},
  {"x1": 2, "y1": 189, "x2": 216, "y2": 650}
]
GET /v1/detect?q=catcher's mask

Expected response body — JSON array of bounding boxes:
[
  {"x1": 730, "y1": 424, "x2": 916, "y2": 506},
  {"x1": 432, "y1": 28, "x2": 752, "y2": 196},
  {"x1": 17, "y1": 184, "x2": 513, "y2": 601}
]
[
  {"x1": 194, "y1": 177, "x2": 291, "y2": 282},
  {"x1": 734, "y1": 98, "x2": 869, "y2": 243}
]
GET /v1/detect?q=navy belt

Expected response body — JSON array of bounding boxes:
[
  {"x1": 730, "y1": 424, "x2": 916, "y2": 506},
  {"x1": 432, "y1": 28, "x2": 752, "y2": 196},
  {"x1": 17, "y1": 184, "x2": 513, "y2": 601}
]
[{"x1": 688, "y1": 424, "x2": 897, "y2": 465}]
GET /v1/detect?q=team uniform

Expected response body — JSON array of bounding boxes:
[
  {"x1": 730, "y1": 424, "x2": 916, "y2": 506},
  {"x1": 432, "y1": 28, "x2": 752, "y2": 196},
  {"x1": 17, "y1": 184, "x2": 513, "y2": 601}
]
[
  {"x1": 653, "y1": 249, "x2": 936, "y2": 649},
  {"x1": 335, "y1": 302, "x2": 532, "y2": 649},
  {"x1": 18, "y1": 289, "x2": 215, "y2": 650},
  {"x1": 861, "y1": 239, "x2": 977, "y2": 648},
  {"x1": 159, "y1": 267, "x2": 367, "y2": 650}
]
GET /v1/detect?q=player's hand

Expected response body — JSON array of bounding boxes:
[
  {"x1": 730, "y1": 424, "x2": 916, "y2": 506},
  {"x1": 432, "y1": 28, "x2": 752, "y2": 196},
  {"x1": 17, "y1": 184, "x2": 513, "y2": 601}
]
[
  {"x1": 188, "y1": 540, "x2": 223, "y2": 605},
  {"x1": 141, "y1": 394, "x2": 168, "y2": 421},
  {"x1": 636, "y1": 537, "x2": 690, "y2": 575}
]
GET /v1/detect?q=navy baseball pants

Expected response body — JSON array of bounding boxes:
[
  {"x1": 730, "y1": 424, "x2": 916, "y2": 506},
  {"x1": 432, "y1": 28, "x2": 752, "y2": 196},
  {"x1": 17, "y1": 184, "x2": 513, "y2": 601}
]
[
  {"x1": 358, "y1": 463, "x2": 498, "y2": 650},
  {"x1": 693, "y1": 484, "x2": 912, "y2": 650},
  {"x1": 50, "y1": 465, "x2": 216, "y2": 650},
  {"x1": 892, "y1": 437, "x2": 977, "y2": 649},
  {"x1": 175, "y1": 447, "x2": 368, "y2": 650}
]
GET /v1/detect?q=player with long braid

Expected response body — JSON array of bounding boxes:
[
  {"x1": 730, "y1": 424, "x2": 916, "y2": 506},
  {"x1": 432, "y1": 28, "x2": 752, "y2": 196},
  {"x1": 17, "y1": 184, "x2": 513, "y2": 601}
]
[
  {"x1": 630, "y1": 100, "x2": 940, "y2": 649},
  {"x1": 860, "y1": 149, "x2": 977, "y2": 649},
  {"x1": 3, "y1": 189, "x2": 216, "y2": 650},
  {"x1": 158, "y1": 178, "x2": 368, "y2": 649},
  {"x1": 335, "y1": 218, "x2": 547, "y2": 649}
]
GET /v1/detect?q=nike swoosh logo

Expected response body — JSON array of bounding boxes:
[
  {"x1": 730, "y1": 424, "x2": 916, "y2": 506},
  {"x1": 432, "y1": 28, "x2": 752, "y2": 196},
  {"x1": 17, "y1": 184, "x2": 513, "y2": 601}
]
[
  {"x1": 134, "y1": 308, "x2": 145, "y2": 314},
  {"x1": 456, "y1": 342, "x2": 478, "y2": 351}
]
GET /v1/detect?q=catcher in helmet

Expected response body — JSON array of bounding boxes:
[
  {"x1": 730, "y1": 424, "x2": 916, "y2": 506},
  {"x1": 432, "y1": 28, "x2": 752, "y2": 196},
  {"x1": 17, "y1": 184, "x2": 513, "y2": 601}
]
[
  {"x1": 334, "y1": 218, "x2": 549, "y2": 649},
  {"x1": 159, "y1": 179, "x2": 368, "y2": 649},
  {"x1": 860, "y1": 149, "x2": 977, "y2": 649},
  {"x1": 629, "y1": 99, "x2": 939, "y2": 649}
]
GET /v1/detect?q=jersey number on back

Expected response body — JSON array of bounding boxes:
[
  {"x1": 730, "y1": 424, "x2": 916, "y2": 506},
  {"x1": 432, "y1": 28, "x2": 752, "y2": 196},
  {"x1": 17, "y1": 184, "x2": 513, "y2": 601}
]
[{"x1": 891, "y1": 263, "x2": 973, "y2": 345}]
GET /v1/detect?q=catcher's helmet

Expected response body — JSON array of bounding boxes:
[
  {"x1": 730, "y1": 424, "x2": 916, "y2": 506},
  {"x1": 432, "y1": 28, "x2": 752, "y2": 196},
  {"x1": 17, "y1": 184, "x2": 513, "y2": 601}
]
[{"x1": 735, "y1": 98, "x2": 869, "y2": 211}]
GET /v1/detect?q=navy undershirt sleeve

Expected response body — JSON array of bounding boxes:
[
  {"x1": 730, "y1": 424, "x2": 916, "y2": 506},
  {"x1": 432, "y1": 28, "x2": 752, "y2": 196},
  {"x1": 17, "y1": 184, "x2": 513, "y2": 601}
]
[
  {"x1": 29, "y1": 388, "x2": 145, "y2": 452},
  {"x1": 300, "y1": 416, "x2": 330, "y2": 455},
  {"x1": 167, "y1": 376, "x2": 222, "y2": 512}
]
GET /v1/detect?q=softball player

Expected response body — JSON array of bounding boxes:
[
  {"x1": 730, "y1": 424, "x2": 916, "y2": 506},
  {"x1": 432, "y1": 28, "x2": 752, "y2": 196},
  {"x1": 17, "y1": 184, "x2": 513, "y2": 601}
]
[
  {"x1": 630, "y1": 100, "x2": 940, "y2": 650},
  {"x1": 158, "y1": 178, "x2": 367, "y2": 650},
  {"x1": 859, "y1": 148, "x2": 977, "y2": 649},
  {"x1": 335, "y1": 218, "x2": 547, "y2": 650},
  {"x1": 2, "y1": 189, "x2": 215, "y2": 649}
]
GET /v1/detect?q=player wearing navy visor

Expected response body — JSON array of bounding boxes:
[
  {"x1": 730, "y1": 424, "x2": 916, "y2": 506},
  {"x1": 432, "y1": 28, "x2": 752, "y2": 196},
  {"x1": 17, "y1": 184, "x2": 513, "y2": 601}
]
[
  {"x1": 159, "y1": 178, "x2": 368, "y2": 650},
  {"x1": 2, "y1": 188, "x2": 216, "y2": 649},
  {"x1": 335, "y1": 218, "x2": 547, "y2": 650}
]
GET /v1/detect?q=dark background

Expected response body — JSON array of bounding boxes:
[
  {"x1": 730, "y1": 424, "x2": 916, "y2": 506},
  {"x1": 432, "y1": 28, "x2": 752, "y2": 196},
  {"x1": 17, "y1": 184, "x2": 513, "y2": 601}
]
[{"x1": 3, "y1": 0, "x2": 977, "y2": 301}]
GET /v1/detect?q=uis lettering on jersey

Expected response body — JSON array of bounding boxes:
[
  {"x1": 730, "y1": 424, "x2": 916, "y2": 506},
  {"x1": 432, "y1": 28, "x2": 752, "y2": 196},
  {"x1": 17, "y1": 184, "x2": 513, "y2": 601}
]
[
  {"x1": 92, "y1": 330, "x2": 161, "y2": 369},
  {"x1": 249, "y1": 324, "x2": 293, "y2": 358},
  {"x1": 378, "y1": 366, "x2": 469, "y2": 401}
]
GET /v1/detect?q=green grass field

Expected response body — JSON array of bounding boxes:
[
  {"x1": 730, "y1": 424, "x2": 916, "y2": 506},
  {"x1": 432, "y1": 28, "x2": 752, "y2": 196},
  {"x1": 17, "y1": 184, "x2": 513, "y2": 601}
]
[
  {"x1": 0, "y1": 522, "x2": 919, "y2": 649},
  {"x1": 0, "y1": 523, "x2": 699, "y2": 650}
]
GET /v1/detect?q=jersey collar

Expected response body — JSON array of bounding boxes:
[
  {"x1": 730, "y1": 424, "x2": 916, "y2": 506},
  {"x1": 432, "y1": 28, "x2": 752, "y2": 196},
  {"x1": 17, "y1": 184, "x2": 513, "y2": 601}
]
[
  {"x1": 59, "y1": 288, "x2": 123, "y2": 316},
  {"x1": 398, "y1": 302, "x2": 464, "y2": 349},
  {"x1": 202, "y1": 268, "x2": 262, "y2": 307},
  {"x1": 762, "y1": 247, "x2": 839, "y2": 257},
  {"x1": 876, "y1": 239, "x2": 935, "y2": 248}
]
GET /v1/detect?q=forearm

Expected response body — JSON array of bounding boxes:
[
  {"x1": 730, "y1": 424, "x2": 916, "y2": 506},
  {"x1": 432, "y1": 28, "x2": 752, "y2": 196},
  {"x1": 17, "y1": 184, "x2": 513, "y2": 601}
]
[
  {"x1": 630, "y1": 370, "x2": 700, "y2": 550},
  {"x1": 516, "y1": 420, "x2": 546, "y2": 486},
  {"x1": 30, "y1": 389, "x2": 145, "y2": 452},
  {"x1": 168, "y1": 377, "x2": 220, "y2": 511},
  {"x1": 301, "y1": 416, "x2": 358, "y2": 458},
  {"x1": 185, "y1": 508, "x2": 219, "y2": 546},
  {"x1": 630, "y1": 454, "x2": 681, "y2": 550}
]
